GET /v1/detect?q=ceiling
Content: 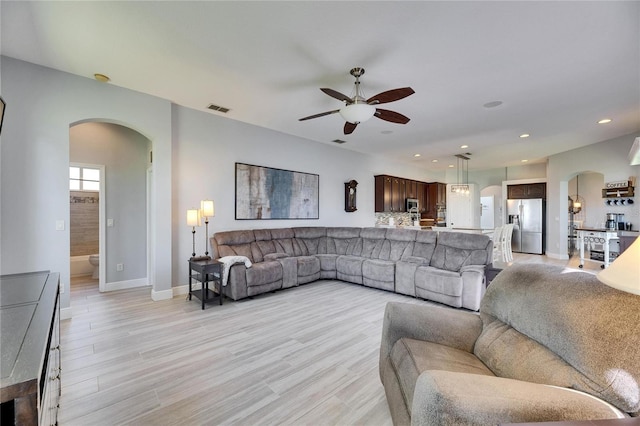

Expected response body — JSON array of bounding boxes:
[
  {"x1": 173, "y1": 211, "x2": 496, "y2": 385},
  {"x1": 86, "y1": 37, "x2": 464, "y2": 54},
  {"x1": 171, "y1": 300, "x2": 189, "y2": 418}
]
[{"x1": 2, "y1": 1, "x2": 639, "y2": 171}]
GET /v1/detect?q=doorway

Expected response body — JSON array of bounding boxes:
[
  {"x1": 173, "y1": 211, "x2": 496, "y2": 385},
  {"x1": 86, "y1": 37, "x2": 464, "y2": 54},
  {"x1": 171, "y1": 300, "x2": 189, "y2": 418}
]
[
  {"x1": 69, "y1": 121, "x2": 152, "y2": 295},
  {"x1": 69, "y1": 163, "x2": 106, "y2": 291}
]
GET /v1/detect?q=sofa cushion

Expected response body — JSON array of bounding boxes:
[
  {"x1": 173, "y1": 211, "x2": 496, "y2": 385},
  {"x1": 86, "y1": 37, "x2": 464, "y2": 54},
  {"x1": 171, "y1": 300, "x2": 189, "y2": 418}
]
[
  {"x1": 213, "y1": 230, "x2": 256, "y2": 261},
  {"x1": 380, "y1": 228, "x2": 418, "y2": 261},
  {"x1": 430, "y1": 232, "x2": 491, "y2": 272},
  {"x1": 362, "y1": 259, "x2": 395, "y2": 290},
  {"x1": 390, "y1": 338, "x2": 494, "y2": 417},
  {"x1": 251, "y1": 240, "x2": 276, "y2": 263},
  {"x1": 245, "y1": 261, "x2": 282, "y2": 287},
  {"x1": 478, "y1": 263, "x2": 640, "y2": 415},
  {"x1": 293, "y1": 227, "x2": 326, "y2": 255},
  {"x1": 297, "y1": 255, "x2": 320, "y2": 278},
  {"x1": 415, "y1": 266, "x2": 462, "y2": 297},
  {"x1": 336, "y1": 255, "x2": 365, "y2": 284},
  {"x1": 325, "y1": 227, "x2": 362, "y2": 255},
  {"x1": 412, "y1": 231, "x2": 437, "y2": 262},
  {"x1": 315, "y1": 254, "x2": 337, "y2": 279}
]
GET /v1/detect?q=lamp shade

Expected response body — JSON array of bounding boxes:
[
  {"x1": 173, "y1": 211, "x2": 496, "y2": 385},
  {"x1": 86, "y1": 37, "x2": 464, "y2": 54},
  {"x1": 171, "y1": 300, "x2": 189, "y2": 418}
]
[
  {"x1": 597, "y1": 237, "x2": 640, "y2": 295},
  {"x1": 186, "y1": 209, "x2": 200, "y2": 227},
  {"x1": 339, "y1": 103, "x2": 376, "y2": 124},
  {"x1": 201, "y1": 199, "x2": 215, "y2": 218}
]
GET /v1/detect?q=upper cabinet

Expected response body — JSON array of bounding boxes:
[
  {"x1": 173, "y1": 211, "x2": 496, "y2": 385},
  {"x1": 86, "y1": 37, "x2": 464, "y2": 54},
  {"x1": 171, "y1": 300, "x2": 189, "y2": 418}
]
[
  {"x1": 375, "y1": 175, "x2": 406, "y2": 212},
  {"x1": 507, "y1": 183, "x2": 546, "y2": 200},
  {"x1": 424, "y1": 182, "x2": 446, "y2": 218},
  {"x1": 375, "y1": 175, "x2": 445, "y2": 214}
]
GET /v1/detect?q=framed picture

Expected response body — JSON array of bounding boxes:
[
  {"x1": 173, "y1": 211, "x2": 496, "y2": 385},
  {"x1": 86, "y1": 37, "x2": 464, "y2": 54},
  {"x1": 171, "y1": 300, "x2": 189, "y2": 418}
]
[{"x1": 235, "y1": 162, "x2": 319, "y2": 220}]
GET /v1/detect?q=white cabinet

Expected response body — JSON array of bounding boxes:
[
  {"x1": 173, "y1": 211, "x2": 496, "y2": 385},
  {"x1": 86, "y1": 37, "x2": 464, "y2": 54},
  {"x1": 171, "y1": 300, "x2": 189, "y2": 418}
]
[{"x1": 446, "y1": 184, "x2": 480, "y2": 229}]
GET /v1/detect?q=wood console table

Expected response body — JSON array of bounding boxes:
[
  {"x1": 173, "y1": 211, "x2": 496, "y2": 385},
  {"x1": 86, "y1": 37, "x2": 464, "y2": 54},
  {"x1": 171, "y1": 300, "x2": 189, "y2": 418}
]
[{"x1": 1, "y1": 271, "x2": 60, "y2": 425}]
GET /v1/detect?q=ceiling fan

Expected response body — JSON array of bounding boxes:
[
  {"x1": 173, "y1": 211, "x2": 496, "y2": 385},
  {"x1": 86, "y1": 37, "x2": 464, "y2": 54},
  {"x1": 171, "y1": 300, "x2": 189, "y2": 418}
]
[{"x1": 299, "y1": 67, "x2": 415, "y2": 135}]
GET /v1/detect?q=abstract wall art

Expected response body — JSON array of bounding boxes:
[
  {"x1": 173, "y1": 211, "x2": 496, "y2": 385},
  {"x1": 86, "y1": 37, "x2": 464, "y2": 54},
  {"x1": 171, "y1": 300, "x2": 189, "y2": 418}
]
[{"x1": 235, "y1": 163, "x2": 319, "y2": 220}]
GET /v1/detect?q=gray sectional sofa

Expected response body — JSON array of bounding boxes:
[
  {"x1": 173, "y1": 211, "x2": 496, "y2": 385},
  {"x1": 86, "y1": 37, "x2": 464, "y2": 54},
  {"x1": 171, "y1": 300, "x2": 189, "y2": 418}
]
[{"x1": 211, "y1": 227, "x2": 493, "y2": 311}]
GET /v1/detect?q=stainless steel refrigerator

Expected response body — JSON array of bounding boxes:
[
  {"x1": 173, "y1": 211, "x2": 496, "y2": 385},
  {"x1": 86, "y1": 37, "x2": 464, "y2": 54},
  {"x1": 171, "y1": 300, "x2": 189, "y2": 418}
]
[{"x1": 507, "y1": 198, "x2": 545, "y2": 254}]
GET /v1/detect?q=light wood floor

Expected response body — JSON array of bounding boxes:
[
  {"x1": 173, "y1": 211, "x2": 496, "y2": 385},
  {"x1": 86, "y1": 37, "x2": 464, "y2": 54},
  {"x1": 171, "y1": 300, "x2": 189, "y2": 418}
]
[{"x1": 60, "y1": 253, "x2": 586, "y2": 425}]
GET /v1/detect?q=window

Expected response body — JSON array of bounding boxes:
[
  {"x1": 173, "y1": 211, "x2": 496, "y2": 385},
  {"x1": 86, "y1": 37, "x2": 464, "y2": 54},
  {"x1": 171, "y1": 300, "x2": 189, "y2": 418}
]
[{"x1": 70, "y1": 166, "x2": 100, "y2": 191}]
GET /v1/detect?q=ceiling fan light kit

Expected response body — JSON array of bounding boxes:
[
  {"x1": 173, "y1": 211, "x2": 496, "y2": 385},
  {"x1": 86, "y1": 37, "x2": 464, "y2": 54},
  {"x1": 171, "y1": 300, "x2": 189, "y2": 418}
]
[
  {"x1": 299, "y1": 67, "x2": 415, "y2": 134},
  {"x1": 339, "y1": 103, "x2": 376, "y2": 124}
]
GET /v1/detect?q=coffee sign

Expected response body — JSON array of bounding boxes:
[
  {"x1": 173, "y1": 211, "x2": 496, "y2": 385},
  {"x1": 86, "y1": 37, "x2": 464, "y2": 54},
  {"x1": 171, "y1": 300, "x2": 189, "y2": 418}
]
[{"x1": 605, "y1": 180, "x2": 628, "y2": 189}]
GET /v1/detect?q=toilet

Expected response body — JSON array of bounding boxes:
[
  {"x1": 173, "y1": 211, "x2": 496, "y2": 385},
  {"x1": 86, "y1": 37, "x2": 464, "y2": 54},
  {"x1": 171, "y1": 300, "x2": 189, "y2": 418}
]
[{"x1": 88, "y1": 254, "x2": 99, "y2": 279}]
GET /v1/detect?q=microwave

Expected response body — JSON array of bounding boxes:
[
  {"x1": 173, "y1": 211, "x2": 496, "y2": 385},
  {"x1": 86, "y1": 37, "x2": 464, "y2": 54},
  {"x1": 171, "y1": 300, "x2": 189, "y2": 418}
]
[{"x1": 406, "y1": 198, "x2": 419, "y2": 211}]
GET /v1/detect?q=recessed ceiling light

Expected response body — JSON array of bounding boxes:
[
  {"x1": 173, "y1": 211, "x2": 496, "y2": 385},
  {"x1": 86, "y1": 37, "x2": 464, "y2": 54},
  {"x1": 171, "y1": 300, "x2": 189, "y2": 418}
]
[
  {"x1": 483, "y1": 100, "x2": 503, "y2": 109},
  {"x1": 521, "y1": 159, "x2": 529, "y2": 163},
  {"x1": 460, "y1": 145, "x2": 469, "y2": 149},
  {"x1": 448, "y1": 164, "x2": 454, "y2": 168},
  {"x1": 94, "y1": 73, "x2": 110, "y2": 83},
  {"x1": 432, "y1": 159, "x2": 438, "y2": 163},
  {"x1": 414, "y1": 154, "x2": 421, "y2": 157},
  {"x1": 519, "y1": 133, "x2": 530, "y2": 138},
  {"x1": 598, "y1": 118, "x2": 612, "y2": 124}
]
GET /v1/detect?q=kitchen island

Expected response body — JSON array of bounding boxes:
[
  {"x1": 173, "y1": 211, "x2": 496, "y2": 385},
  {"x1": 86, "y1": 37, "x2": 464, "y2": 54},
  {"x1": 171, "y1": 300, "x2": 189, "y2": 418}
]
[{"x1": 576, "y1": 228, "x2": 620, "y2": 269}]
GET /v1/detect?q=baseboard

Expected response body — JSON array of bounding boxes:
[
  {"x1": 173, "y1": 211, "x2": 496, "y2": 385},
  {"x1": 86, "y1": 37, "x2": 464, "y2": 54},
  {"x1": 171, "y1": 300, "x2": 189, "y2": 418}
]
[
  {"x1": 151, "y1": 288, "x2": 174, "y2": 301},
  {"x1": 105, "y1": 278, "x2": 149, "y2": 292},
  {"x1": 60, "y1": 307, "x2": 72, "y2": 320},
  {"x1": 172, "y1": 283, "x2": 202, "y2": 297},
  {"x1": 546, "y1": 251, "x2": 569, "y2": 260}
]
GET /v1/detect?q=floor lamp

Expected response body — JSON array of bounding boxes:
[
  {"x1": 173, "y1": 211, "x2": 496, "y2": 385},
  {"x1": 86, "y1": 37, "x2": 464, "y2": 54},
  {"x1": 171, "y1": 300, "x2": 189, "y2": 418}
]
[{"x1": 200, "y1": 199, "x2": 215, "y2": 257}]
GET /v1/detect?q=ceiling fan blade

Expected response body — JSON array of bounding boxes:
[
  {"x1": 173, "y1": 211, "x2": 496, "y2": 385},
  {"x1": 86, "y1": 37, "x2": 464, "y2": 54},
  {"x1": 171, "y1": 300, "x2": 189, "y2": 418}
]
[
  {"x1": 374, "y1": 108, "x2": 411, "y2": 124},
  {"x1": 299, "y1": 109, "x2": 340, "y2": 121},
  {"x1": 344, "y1": 122, "x2": 358, "y2": 134},
  {"x1": 321, "y1": 88, "x2": 353, "y2": 103},
  {"x1": 367, "y1": 87, "x2": 415, "y2": 104}
]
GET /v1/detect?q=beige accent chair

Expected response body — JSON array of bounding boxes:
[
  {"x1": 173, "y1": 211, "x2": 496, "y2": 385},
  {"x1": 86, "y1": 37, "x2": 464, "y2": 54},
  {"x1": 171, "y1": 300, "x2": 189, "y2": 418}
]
[{"x1": 380, "y1": 263, "x2": 640, "y2": 425}]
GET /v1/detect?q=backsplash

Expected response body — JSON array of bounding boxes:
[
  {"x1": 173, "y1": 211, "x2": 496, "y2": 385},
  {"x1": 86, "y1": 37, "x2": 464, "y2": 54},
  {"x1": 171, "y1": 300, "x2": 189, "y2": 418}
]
[{"x1": 375, "y1": 212, "x2": 415, "y2": 226}]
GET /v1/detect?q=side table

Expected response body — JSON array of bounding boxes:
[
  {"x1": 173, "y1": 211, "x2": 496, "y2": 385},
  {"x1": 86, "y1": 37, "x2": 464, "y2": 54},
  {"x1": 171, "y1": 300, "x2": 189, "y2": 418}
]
[{"x1": 188, "y1": 258, "x2": 223, "y2": 310}]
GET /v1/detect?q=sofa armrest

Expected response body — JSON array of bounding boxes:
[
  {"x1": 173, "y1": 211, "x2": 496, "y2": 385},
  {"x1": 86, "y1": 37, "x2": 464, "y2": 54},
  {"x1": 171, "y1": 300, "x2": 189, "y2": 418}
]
[
  {"x1": 460, "y1": 264, "x2": 486, "y2": 274},
  {"x1": 264, "y1": 252, "x2": 289, "y2": 261},
  {"x1": 380, "y1": 302, "x2": 482, "y2": 375},
  {"x1": 412, "y1": 371, "x2": 626, "y2": 425}
]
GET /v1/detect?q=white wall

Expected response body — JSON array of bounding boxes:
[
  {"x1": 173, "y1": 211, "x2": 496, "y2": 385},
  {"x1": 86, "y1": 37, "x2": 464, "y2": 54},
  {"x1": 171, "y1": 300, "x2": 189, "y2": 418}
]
[
  {"x1": 547, "y1": 134, "x2": 639, "y2": 259},
  {"x1": 1, "y1": 57, "x2": 173, "y2": 314}
]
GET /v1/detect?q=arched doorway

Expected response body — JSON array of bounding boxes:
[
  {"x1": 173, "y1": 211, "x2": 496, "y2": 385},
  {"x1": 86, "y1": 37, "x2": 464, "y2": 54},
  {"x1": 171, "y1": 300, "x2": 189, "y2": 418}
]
[{"x1": 69, "y1": 121, "x2": 152, "y2": 293}]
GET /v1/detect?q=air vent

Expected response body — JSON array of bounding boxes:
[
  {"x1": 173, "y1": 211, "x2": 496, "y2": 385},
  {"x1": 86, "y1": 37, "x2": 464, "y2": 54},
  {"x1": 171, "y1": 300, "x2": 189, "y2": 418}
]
[
  {"x1": 332, "y1": 139, "x2": 347, "y2": 144},
  {"x1": 207, "y1": 104, "x2": 230, "y2": 113}
]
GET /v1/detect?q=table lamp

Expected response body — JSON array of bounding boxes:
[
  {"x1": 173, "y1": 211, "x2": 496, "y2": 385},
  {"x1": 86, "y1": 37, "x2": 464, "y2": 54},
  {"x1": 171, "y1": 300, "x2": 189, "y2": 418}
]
[
  {"x1": 200, "y1": 199, "x2": 215, "y2": 256},
  {"x1": 186, "y1": 208, "x2": 201, "y2": 258},
  {"x1": 598, "y1": 237, "x2": 640, "y2": 295}
]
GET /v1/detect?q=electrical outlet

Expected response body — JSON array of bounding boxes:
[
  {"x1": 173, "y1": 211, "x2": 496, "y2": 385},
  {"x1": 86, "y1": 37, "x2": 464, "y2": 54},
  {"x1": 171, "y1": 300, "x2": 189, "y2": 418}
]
[{"x1": 116, "y1": 263, "x2": 124, "y2": 272}]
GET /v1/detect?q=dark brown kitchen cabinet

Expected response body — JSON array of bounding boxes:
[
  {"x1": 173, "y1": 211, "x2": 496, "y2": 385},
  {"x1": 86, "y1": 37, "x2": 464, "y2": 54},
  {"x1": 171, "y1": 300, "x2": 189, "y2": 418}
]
[
  {"x1": 424, "y1": 182, "x2": 446, "y2": 218},
  {"x1": 375, "y1": 175, "x2": 435, "y2": 213},
  {"x1": 416, "y1": 182, "x2": 427, "y2": 213},
  {"x1": 405, "y1": 180, "x2": 417, "y2": 200},
  {"x1": 507, "y1": 183, "x2": 546, "y2": 199},
  {"x1": 391, "y1": 177, "x2": 406, "y2": 211},
  {"x1": 374, "y1": 175, "x2": 409, "y2": 212}
]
